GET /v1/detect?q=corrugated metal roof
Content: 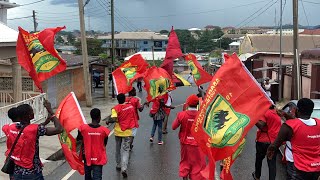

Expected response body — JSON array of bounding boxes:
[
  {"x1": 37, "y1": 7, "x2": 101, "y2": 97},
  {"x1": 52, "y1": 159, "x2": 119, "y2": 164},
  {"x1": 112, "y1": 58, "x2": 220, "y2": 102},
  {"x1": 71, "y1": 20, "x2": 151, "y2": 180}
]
[{"x1": 0, "y1": 22, "x2": 18, "y2": 43}]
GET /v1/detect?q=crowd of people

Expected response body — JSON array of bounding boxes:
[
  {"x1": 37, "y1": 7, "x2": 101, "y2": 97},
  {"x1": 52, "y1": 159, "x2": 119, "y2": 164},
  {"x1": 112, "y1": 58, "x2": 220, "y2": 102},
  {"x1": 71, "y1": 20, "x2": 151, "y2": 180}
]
[{"x1": 1, "y1": 81, "x2": 320, "y2": 180}]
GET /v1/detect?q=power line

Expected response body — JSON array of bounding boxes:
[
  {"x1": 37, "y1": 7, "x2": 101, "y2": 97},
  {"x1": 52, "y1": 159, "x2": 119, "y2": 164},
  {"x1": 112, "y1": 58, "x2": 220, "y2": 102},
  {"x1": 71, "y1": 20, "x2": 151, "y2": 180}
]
[
  {"x1": 7, "y1": 16, "x2": 32, "y2": 20},
  {"x1": 20, "y1": 0, "x2": 45, "y2": 6},
  {"x1": 235, "y1": 0, "x2": 275, "y2": 28},
  {"x1": 300, "y1": 0, "x2": 316, "y2": 47},
  {"x1": 123, "y1": 0, "x2": 267, "y2": 19},
  {"x1": 302, "y1": 0, "x2": 320, "y2": 5},
  {"x1": 238, "y1": 0, "x2": 279, "y2": 28}
]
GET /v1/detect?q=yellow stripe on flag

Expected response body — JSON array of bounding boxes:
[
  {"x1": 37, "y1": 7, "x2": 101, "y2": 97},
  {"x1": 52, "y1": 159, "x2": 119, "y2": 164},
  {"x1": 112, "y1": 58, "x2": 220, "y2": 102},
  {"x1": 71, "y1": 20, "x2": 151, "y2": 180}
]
[{"x1": 174, "y1": 73, "x2": 191, "y2": 86}]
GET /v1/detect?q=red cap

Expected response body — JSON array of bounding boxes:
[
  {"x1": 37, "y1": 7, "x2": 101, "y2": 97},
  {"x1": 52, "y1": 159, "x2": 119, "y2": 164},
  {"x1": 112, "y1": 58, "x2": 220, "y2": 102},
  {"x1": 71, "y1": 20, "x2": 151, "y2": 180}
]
[{"x1": 186, "y1": 94, "x2": 199, "y2": 106}]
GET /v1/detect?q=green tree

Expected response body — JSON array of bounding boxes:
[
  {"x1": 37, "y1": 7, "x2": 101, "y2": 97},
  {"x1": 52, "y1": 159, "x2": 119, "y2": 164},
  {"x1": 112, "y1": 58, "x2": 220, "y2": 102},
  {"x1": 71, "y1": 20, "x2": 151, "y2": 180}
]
[
  {"x1": 198, "y1": 30, "x2": 214, "y2": 52},
  {"x1": 67, "y1": 33, "x2": 76, "y2": 45},
  {"x1": 56, "y1": 36, "x2": 64, "y2": 44},
  {"x1": 75, "y1": 38, "x2": 104, "y2": 56},
  {"x1": 160, "y1": 30, "x2": 169, "y2": 35},
  {"x1": 220, "y1": 38, "x2": 233, "y2": 50},
  {"x1": 175, "y1": 29, "x2": 197, "y2": 53}
]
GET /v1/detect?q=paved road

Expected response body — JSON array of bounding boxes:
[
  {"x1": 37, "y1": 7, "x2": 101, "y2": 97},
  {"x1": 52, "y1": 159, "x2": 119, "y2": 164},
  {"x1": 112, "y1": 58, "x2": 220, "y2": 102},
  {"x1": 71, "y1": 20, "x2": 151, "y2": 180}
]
[{"x1": 46, "y1": 85, "x2": 286, "y2": 180}]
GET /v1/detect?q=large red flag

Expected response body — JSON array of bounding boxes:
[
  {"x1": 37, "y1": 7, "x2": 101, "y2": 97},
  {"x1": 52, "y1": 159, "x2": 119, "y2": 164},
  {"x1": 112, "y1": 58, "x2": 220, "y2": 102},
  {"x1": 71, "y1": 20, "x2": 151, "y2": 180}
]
[
  {"x1": 191, "y1": 54, "x2": 271, "y2": 179},
  {"x1": 143, "y1": 66, "x2": 175, "y2": 102},
  {"x1": 16, "y1": 26, "x2": 67, "y2": 92},
  {"x1": 112, "y1": 54, "x2": 149, "y2": 94},
  {"x1": 184, "y1": 54, "x2": 212, "y2": 86},
  {"x1": 220, "y1": 138, "x2": 246, "y2": 180},
  {"x1": 56, "y1": 92, "x2": 86, "y2": 175},
  {"x1": 160, "y1": 26, "x2": 183, "y2": 76}
]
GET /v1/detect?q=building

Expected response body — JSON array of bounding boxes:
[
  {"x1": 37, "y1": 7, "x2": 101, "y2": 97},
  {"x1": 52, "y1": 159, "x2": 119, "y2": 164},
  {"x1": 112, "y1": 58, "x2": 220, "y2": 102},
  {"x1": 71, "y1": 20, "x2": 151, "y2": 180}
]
[
  {"x1": 222, "y1": 27, "x2": 236, "y2": 34},
  {"x1": 235, "y1": 27, "x2": 267, "y2": 34},
  {"x1": 43, "y1": 54, "x2": 101, "y2": 108},
  {"x1": 240, "y1": 34, "x2": 320, "y2": 100},
  {"x1": 0, "y1": 0, "x2": 19, "y2": 25},
  {"x1": 0, "y1": 22, "x2": 17, "y2": 59},
  {"x1": 300, "y1": 29, "x2": 320, "y2": 35},
  {"x1": 204, "y1": 25, "x2": 220, "y2": 31},
  {"x1": 240, "y1": 34, "x2": 320, "y2": 54},
  {"x1": 97, "y1": 32, "x2": 168, "y2": 58},
  {"x1": 229, "y1": 41, "x2": 240, "y2": 54},
  {"x1": 55, "y1": 45, "x2": 77, "y2": 55},
  {"x1": 266, "y1": 29, "x2": 304, "y2": 35},
  {"x1": 221, "y1": 34, "x2": 245, "y2": 42},
  {"x1": 124, "y1": 51, "x2": 166, "y2": 61}
]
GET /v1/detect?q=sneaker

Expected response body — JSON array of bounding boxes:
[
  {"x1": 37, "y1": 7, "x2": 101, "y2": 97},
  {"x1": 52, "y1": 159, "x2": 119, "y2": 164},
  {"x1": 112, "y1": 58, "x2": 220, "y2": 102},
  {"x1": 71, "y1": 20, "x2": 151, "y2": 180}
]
[
  {"x1": 122, "y1": 170, "x2": 128, "y2": 178},
  {"x1": 149, "y1": 137, "x2": 154, "y2": 142},
  {"x1": 158, "y1": 141, "x2": 164, "y2": 145}
]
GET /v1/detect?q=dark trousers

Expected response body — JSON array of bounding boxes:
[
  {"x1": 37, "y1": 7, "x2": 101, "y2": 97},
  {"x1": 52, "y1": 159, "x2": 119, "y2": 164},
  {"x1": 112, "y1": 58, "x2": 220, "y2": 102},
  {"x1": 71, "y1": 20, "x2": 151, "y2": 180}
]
[
  {"x1": 254, "y1": 141, "x2": 277, "y2": 180},
  {"x1": 151, "y1": 120, "x2": 163, "y2": 142},
  {"x1": 286, "y1": 162, "x2": 295, "y2": 180},
  {"x1": 13, "y1": 172, "x2": 44, "y2": 180},
  {"x1": 292, "y1": 165, "x2": 320, "y2": 180},
  {"x1": 137, "y1": 81, "x2": 142, "y2": 91},
  {"x1": 84, "y1": 164, "x2": 103, "y2": 180}
]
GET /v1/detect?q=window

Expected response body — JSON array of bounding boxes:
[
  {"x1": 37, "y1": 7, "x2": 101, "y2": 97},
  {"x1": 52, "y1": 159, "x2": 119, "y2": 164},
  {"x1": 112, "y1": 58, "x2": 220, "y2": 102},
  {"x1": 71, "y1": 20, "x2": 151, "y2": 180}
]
[
  {"x1": 165, "y1": 41, "x2": 168, "y2": 44},
  {"x1": 122, "y1": 40, "x2": 126, "y2": 44},
  {"x1": 143, "y1": 48, "x2": 148, "y2": 51},
  {"x1": 143, "y1": 41, "x2": 148, "y2": 44}
]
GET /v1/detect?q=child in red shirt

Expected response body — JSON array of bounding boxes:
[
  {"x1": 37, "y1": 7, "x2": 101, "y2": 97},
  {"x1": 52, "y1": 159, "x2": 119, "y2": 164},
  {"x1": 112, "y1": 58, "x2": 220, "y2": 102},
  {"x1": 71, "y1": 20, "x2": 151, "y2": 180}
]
[{"x1": 172, "y1": 94, "x2": 206, "y2": 180}]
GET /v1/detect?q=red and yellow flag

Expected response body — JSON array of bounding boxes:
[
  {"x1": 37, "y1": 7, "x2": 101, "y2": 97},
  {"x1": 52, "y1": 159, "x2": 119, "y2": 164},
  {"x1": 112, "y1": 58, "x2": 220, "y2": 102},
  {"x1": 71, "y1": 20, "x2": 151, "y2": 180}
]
[
  {"x1": 184, "y1": 54, "x2": 212, "y2": 86},
  {"x1": 220, "y1": 138, "x2": 246, "y2": 180},
  {"x1": 56, "y1": 92, "x2": 86, "y2": 175},
  {"x1": 143, "y1": 66, "x2": 175, "y2": 102},
  {"x1": 112, "y1": 54, "x2": 149, "y2": 94},
  {"x1": 191, "y1": 54, "x2": 271, "y2": 179},
  {"x1": 16, "y1": 26, "x2": 67, "y2": 92}
]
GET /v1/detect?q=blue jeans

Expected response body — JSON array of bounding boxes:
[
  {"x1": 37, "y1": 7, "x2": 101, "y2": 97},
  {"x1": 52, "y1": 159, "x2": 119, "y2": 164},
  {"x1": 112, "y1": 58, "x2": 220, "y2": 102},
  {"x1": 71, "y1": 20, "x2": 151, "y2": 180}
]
[
  {"x1": 84, "y1": 164, "x2": 103, "y2": 180},
  {"x1": 13, "y1": 172, "x2": 44, "y2": 180},
  {"x1": 151, "y1": 120, "x2": 163, "y2": 142}
]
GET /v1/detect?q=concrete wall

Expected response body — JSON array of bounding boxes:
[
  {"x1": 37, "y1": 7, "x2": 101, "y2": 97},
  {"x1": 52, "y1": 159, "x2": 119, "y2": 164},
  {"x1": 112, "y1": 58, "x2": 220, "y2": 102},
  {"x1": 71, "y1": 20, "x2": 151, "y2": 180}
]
[
  {"x1": 302, "y1": 76, "x2": 311, "y2": 98},
  {"x1": 44, "y1": 67, "x2": 86, "y2": 108},
  {"x1": 283, "y1": 75, "x2": 292, "y2": 99},
  {"x1": 0, "y1": 46, "x2": 16, "y2": 59}
]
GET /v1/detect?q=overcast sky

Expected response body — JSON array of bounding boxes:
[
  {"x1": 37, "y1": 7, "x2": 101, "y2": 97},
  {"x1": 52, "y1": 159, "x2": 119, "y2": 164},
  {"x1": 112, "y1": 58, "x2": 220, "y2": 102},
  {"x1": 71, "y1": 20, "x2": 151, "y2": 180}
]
[{"x1": 6, "y1": 0, "x2": 319, "y2": 32}]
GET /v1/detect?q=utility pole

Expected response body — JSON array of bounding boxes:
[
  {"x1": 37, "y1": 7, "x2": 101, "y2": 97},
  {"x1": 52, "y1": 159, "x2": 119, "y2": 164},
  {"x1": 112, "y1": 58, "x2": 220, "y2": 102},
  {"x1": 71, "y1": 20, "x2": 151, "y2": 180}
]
[
  {"x1": 111, "y1": 0, "x2": 115, "y2": 98},
  {"x1": 78, "y1": 0, "x2": 92, "y2": 106},
  {"x1": 293, "y1": 0, "x2": 301, "y2": 99},
  {"x1": 278, "y1": 0, "x2": 283, "y2": 100},
  {"x1": 32, "y1": 10, "x2": 37, "y2": 32}
]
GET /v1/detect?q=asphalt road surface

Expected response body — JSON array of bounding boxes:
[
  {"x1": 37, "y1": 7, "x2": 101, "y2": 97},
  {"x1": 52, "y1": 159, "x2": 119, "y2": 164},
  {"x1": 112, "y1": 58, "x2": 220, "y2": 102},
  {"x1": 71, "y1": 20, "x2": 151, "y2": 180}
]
[{"x1": 46, "y1": 85, "x2": 286, "y2": 180}]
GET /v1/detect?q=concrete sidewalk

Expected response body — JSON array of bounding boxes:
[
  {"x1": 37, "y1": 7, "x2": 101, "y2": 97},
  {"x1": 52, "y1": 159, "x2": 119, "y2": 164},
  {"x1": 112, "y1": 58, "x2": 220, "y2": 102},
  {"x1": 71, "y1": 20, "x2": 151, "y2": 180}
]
[{"x1": 0, "y1": 97, "x2": 117, "y2": 179}]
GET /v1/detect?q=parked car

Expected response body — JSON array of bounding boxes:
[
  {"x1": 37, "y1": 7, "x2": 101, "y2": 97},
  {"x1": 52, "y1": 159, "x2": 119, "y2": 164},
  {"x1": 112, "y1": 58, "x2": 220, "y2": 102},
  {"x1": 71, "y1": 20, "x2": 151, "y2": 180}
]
[{"x1": 92, "y1": 69, "x2": 104, "y2": 88}]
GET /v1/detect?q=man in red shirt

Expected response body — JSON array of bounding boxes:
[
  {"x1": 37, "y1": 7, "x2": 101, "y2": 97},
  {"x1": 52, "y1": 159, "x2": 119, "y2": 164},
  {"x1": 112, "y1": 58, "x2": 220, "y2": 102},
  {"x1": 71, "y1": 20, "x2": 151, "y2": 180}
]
[
  {"x1": 126, "y1": 87, "x2": 146, "y2": 150},
  {"x1": 172, "y1": 94, "x2": 206, "y2": 180},
  {"x1": 252, "y1": 105, "x2": 281, "y2": 180},
  {"x1": 78, "y1": 108, "x2": 110, "y2": 180},
  {"x1": 267, "y1": 98, "x2": 320, "y2": 180}
]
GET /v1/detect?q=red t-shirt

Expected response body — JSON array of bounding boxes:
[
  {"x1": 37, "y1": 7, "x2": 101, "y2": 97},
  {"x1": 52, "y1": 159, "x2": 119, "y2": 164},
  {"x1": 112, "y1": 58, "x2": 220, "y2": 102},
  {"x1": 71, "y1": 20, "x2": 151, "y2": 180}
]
[
  {"x1": 79, "y1": 124, "x2": 110, "y2": 166},
  {"x1": 126, "y1": 96, "x2": 142, "y2": 121},
  {"x1": 256, "y1": 109, "x2": 281, "y2": 143},
  {"x1": 172, "y1": 109, "x2": 198, "y2": 146}
]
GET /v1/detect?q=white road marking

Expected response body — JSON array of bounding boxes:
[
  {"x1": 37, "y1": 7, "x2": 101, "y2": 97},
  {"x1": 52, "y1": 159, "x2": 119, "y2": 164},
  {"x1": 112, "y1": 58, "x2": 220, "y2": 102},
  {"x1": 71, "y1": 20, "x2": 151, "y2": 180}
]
[{"x1": 60, "y1": 129, "x2": 114, "y2": 180}]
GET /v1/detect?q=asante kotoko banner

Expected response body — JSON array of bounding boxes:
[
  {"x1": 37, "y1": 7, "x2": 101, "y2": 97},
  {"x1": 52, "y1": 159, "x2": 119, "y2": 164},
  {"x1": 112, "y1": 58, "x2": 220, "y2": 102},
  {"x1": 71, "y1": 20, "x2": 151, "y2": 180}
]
[
  {"x1": 191, "y1": 54, "x2": 271, "y2": 179},
  {"x1": 16, "y1": 26, "x2": 67, "y2": 91}
]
